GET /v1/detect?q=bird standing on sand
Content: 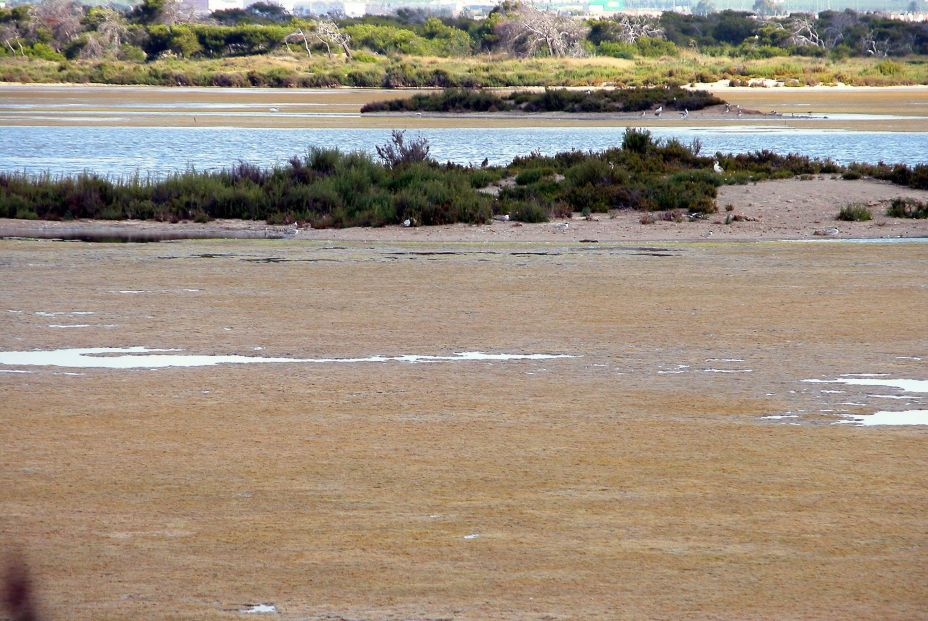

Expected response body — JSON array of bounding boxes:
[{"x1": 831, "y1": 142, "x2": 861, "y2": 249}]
[
  {"x1": 640, "y1": 110, "x2": 647, "y2": 118},
  {"x1": 713, "y1": 161, "x2": 724, "y2": 174},
  {"x1": 552, "y1": 222, "x2": 569, "y2": 232},
  {"x1": 269, "y1": 107, "x2": 279, "y2": 112},
  {"x1": 654, "y1": 106, "x2": 663, "y2": 117},
  {"x1": 680, "y1": 108, "x2": 689, "y2": 119}
]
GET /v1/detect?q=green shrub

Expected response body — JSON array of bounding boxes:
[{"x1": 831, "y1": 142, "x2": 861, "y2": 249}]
[
  {"x1": 837, "y1": 204, "x2": 872, "y2": 221},
  {"x1": 515, "y1": 168, "x2": 550, "y2": 185},
  {"x1": 886, "y1": 197, "x2": 928, "y2": 219},
  {"x1": 504, "y1": 199, "x2": 549, "y2": 223}
]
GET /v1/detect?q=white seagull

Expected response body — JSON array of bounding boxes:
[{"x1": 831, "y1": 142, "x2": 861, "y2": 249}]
[
  {"x1": 552, "y1": 222, "x2": 569, "y2": 232},
  {"x1": 680, "y1": 108, "x2": 689, "y2": 119},
  {"x1": 269, "y1": 107, "x2": 279, "y2": 112},
  {"x1": 654, "y1": 106, "x2": 663, "y2": 117},
  {"x1": 713, "y1": 161, "x2": 724, "y2": 174}
]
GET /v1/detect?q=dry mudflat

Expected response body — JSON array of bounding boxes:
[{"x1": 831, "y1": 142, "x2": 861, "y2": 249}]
[{"x1": 1, "y1": 236, "x2": 926, "y2": 620}]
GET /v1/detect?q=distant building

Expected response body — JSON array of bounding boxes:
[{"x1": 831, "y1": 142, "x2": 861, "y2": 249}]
[{"x1": 588, "y1": 0, "x2": 625, "y2": 14}]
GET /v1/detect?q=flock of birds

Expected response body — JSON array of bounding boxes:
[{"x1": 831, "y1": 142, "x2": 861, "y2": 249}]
[{"x1": 642, "y1": 102, "x2": 745, "y2": 119}]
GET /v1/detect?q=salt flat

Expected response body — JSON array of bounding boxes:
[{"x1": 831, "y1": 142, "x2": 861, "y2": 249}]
[{"x1": 1, "y1": 238, "x2": 926, "y2": 620}]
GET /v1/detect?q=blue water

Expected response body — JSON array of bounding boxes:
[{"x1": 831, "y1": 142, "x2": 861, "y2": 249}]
[{"x1": 2, "y1": 125, "x2": 926, "y2": 179}]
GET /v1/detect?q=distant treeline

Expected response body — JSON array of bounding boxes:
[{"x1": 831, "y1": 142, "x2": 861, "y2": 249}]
[
  {"x1": 2, "y1": 130, "x2": 926, "y2": 227},
  {"x1": 361, "y1": 87, "x2": 724, "y2": 114},
  {"x1": 1, "y1": 1, "x2": 926, "y2": 66}
]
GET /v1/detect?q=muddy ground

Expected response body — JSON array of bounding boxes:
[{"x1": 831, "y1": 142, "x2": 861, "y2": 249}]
[{"x1": 0, "y1": 238, "x2": 926, "y2": 620}]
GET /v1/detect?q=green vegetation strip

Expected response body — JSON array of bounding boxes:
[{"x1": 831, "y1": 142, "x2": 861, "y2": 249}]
[
  {"x1": 360, "y1": 87, "x2": 723, "y2": 114},
  {"x1": 2, "y1": 3, "x2": 928, "y2": 88},
  {"x1": 2, "y1": 130, "x2": 926, "y2": 228}
]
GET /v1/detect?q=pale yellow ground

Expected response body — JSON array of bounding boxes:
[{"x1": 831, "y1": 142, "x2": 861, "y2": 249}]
[
  {"x1": 2, "y1": 84, "x2": 927, "y2": 131},
  {"x1": 1, "y1": 238, "x2": 926, "y2": 620}
]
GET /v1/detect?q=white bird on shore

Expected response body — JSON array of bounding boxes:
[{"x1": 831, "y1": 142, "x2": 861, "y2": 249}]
[
  {"x1": 269, "y1": 107, "x2": 279, "y2": 112},
  {"x1": 402, "y1": 218, "x2": 412, "y2": 227},
  {"x1": 654, "y1": 106, "x2": 663, "y2": 117},
  {"x1": 552, "y1": 222, "x2": 569, "y2": 232},
  {"x1": 713, "y1": 161, "x2": 724, "y2": 174},
  {"x1": 724, "y1": 103, "x2": 732, "y2": 113},
  {"x1": 680, "y1": 108, "x2": 689, "y2": 119},
  {"x1": 640, "y1": 110, "x2": 647, "y2": 118}
]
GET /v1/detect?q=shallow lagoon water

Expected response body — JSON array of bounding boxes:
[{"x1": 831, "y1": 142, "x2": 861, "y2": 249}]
[
  {"x1": 804, "y1": 377, "x2": 928, "y2": 393},
  {"x1": 0, "y1": 346, "x2": 576, "y2": 369},
  {"x1": 1, "y1": 125, "x2": 926, "y2": 179},
  {"x1": 839, "y1": 410, "x2": 928, "y2": 426}
]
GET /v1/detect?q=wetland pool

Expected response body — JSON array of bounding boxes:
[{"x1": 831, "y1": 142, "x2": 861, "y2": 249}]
[{"x1": 2, "y1": 125, "x2": 926, "y2": 178}]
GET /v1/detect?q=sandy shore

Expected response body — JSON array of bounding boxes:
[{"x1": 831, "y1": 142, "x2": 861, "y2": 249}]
[
  {"x1": 2, "y1": 83, "x2": 927, "y2": 130},
  {"x1": 4, "y1": 178, "x2": 927, "y2": 243}
]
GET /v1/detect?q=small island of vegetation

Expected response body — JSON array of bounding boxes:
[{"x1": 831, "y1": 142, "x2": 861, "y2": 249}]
[{"x1": 360, "y1": 87, "x2": 725, "y2": 114}]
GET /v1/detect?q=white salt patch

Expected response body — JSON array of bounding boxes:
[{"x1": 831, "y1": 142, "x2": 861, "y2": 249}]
[
  {"x1": 183, "y1": 289, "x2": 201, "y2": 292},
  {"x1": 53, "y1": 372, "x2": 85, "y2": 376},
  {"x1": 702, "y1": 369, "x2": 752, "y2": 373},
  {"x1": 838, "y1": 410, "x2": 928, "y2": 426},
  {"x1": 762, "y1": 414, "x2": 798, "y2": 420},
  {"x1": 804, "y1": 378, "x2": 928, "y2": 393},
  {"x1": 0, "y1": 347, "x2": 578, "y2": 370},
  {"x1": 820, "y1": 390, "x2": 845, "y2": 394},
  {"x1": 896, "y1": 356, "x2": 923, "y2": 361},
  {"x1": 48, "y1": 324, "x2": 92, "y2": 329},
  {"x1": 241, "y1": 603, "x2": 277, "y2": 614},
  {"x1": 7, "y1": 310, "x2": 23, "y2": 314},
  {"x1": 706, "y1": 358, "x2": 744, "y2": 362},
  {"x1": 36, "y1": 311, "x2": 94, "y2": 317},
  {"x1": 841, "y1": 373, "x2": 889, "y2": 377},
  {"x1": 117, "y1": 290, "x2": 147, "y2": 294},
  {"x1": 869, "y1": 394, "x2": 921, "y2": 400},
  {"x1": 223, "y1": 327, "x2": 233, "y2": 331},
  {"x1": 0, "y1": 369, "x2": 31, "y2": 374},
  {"x1": 839, "y1": 402, "x2": 867, "y2": 407},
  {"x1": 463, "y1": 533, "x2": 480, "y2": 540}
]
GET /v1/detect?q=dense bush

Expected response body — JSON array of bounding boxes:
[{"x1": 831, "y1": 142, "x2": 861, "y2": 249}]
[
  {"x1": 886, "y1": 197, "x2": 928, "y2": 219},
  {"x1": 837, "y1": 204, "x2": 872, "y2": 221},
  {"x1": 363, "y1": 87, "x2": 723, "y2": 114}
]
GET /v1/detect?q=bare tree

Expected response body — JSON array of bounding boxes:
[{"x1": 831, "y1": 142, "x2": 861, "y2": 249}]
[
  {"x1": 96, "y1": 8, "x2": 128, "y2": 49},
  {"x1": 784, "y1": 14, "x2": 826, "y2": 48},
  {"x1": 28, "y1": 0, "x2": 83, "y2": 51},
  {"x1": 283, "y1": 27, "x2": 313, "y2": 56},
  {"x1": 496, "y1": 3, "x2": 587, "y2": 58},
  {"x1": 0, "y1": 23, "x2": 26, "y2": 56},
  {"x1": 613, "y1": 15, "x2": 664, "y2": 44},
  {"x1": 314, "y1": 19, "x2": 352, "y2": 58}
]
